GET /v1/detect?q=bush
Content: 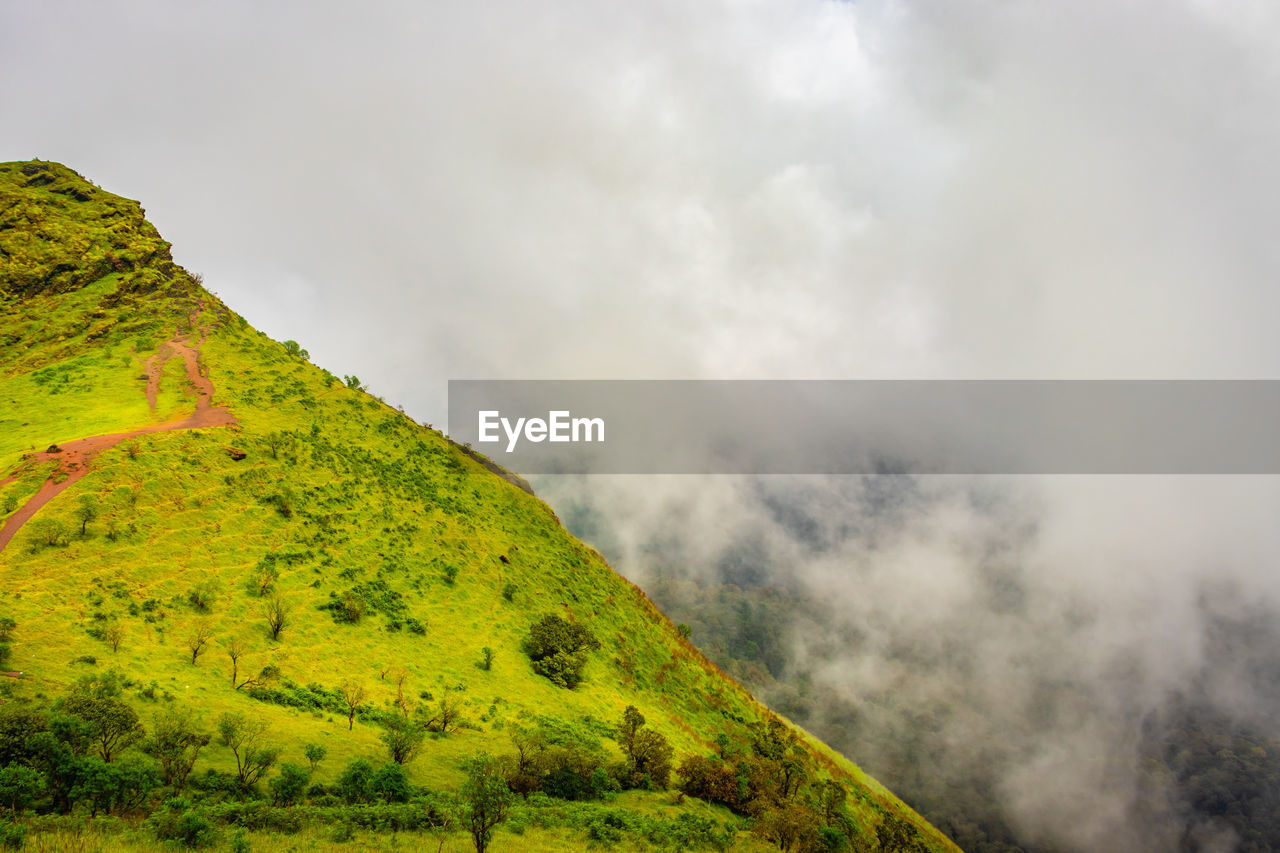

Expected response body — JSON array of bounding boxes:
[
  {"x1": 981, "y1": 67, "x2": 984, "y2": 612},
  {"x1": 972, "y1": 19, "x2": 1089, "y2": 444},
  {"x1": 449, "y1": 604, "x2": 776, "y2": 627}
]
[
  {"x1": 186, "y1": 582, "x2": 216, "y2": 613},
  {"x1": 337, "y1": 759, "x2": 375, "y2": 805},
  {"x1": 26, "y1": 519, "x2": 69, "y2": 551},
  {"x1": 524, "y1": 615, "x2": 600, "y2": 689},
  {"x1": 369, "y1": 762, "x2": 410, "y2": 804},
  {"x1": 149, "y1": 799, "x2": 216, "y2": 848},
  {"x1": 502, "y1": 583, "x2": 518, "y2": 602},
  {"x1": 588, "y1": 812, "x2": 625, "y2": 844},
  {"x1": 0, "y1": 820, "x2": 22, "y2": 850},
  {"x1": 269, "y1": 762, "x2": 309, "y2": 807}
]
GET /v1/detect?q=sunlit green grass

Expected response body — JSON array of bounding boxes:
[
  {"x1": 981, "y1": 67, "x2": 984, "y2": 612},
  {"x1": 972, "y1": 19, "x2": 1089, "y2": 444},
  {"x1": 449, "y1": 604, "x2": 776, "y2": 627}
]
[{"x1": 0, "y1": 160, "x2": 959, "y2": 852}]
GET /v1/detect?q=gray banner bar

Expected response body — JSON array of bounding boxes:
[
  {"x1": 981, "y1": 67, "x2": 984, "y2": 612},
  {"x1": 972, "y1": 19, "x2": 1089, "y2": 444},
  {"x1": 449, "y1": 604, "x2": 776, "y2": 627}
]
[{"x1": 447, "y1": 380, "x2": 1280, "y2": 474}]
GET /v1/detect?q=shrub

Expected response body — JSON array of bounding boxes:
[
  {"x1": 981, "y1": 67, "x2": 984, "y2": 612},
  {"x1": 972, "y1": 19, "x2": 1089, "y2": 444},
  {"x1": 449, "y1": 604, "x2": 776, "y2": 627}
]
[
  {"x1": 26, "y1": 519, "x2": 69, "y2": 551},
  {"x1": 501, "y1": 583, "x2": 518, "y2": 602},
  {"x1": 337, "y1": 759, "x2": 375, "y2": 805},
  {"x1": 186, "y1": 587, "x2": 211, "y2": 613},
  {"x1": 269, "y1": 762, "x2": 309, "y2": 807},
  {"x1": 304, "y1": 743, "x2": 327, "y2": 774},
  {"x1": 0, "y1": 820, "x2": 23, "y2": 851},
  {"x1": 524, "y1": 615, "x2": 600, "y2": 689},
  {"x1": 148, "y1": 799, "x2": 216, "y2": 848},
  {"x1": 370, "y1": 762, "x2": 410, "y2": 804}
]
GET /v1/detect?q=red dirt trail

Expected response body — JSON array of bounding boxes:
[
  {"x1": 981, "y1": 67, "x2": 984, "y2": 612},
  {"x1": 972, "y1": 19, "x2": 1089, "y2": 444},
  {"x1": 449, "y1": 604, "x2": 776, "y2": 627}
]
[{"x1": 0, "y1": 310, "x2": 235, "y2": 554}]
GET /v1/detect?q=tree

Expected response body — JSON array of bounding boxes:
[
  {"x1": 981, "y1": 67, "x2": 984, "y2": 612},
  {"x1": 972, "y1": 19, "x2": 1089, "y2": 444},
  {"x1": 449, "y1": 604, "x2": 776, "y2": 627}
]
[
  {"x1": 0, "y1": 765, "x2": 42, "y2": 814},
  {"x1": 61, "y1": 693, "x2": 143, "y2": 763},
  {"x1": 0, "y1": 708, "x2": 47, "y2": 767},
  {"x1": 616, "y1": 706, "x2": 673, "y2": 789},
  {"x1": 25, "y1": 727, "x2": 83, "y2": 814},
  {"x1": 104, "y1": 622, "x2": 125, "y2": 653},
  {"x1": 217, "y1": 712, "x2": 279, "y2": 793},
  {"x1": 480, "y1": 647, "x2": 494, "y2": 671},
  {"x1": 249, "y1": 562, "x2": 278, "y2": 597},
  {"x1": 339, "y1": 681, "x2": 365, "y2": 731},
  {"x1": 282, "y1": 340, "x2": 309, "y2": 360},
  {"x1": 74, "y1": 494, "x2": 98, "y2": 537},
  {"x1": 0, "y1": 618, "x2": 15, "y2": 643},
  {"x1": 379, "y1": 715, "x2": 425, "y2": 765},
  {"x1": 461, "y1": 752, "x2": 512, "y2": 853},
  {"x1": 425, "y1": 695, "x2": 460, "y2": 734},
  {"x1": 73, "y1": 755, "x2": 156, "y2": 816},
  {"x1": 343, "y1": 375, "x2": 366, "y2": 391},
  {"x1": 629, "y1": 729, "x2": 674, "y2": 789},
  {"x1": 186, "y1": 621, "x2": 212, "y2": 665},
  {"x1": 524, "y1": 614, "x2": 600, "y2": 689},
  {"x1": 263, "y1": 594, "x2": 289, "y2": 641},
  {"x1": 226, "y1": 638, "x2": 244, "y2": 685},
  {"x1": 303, "y1": 743, "x2": 326, "y2": 774},
  {"x1": 618, "y1": 706, "x2": 645, "y2": 757},
  {"x1": 143, "y1": 708, "x2": 209, "y2": 793}
]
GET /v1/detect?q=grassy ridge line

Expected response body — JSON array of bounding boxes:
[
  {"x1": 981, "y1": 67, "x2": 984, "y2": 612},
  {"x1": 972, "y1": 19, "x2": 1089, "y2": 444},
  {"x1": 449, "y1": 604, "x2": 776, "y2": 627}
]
[{"x1": 0, "y1": 161, "x2": 960, "y2": 852}]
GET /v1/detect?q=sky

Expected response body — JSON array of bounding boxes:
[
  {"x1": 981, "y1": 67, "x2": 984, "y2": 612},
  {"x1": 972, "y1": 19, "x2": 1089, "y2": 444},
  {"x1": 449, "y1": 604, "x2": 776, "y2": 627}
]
[{"x1": 6, "y1": 2, "x2": 1280, "y2": 850}]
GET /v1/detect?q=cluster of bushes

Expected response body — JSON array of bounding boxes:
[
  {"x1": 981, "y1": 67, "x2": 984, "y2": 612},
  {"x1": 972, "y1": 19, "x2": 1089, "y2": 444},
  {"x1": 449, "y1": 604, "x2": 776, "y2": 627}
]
[
  {"x1": 510, "y1": 799, "x2": 735, "y2": 851},
  {"x1": 677, "y1": 715, "x2": 898, "y2": 852},
  {"x1": 500, "y1": 706, "x2": 673, "y2": 804}
]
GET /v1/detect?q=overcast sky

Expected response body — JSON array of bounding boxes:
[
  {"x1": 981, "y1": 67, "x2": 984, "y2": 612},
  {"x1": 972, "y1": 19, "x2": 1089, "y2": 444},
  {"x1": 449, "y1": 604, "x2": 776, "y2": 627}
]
[
  {"x1": 7, "y1": 4, "x2": 1280, "y2": 849},
  {"x1": 6, "y1": 1, "x2": 1280, "y2": 426}
]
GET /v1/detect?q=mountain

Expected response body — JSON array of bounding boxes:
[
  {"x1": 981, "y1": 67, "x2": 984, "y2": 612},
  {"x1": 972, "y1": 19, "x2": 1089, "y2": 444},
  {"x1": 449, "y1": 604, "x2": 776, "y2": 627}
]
[{"x1": 0, "y1": 161, "x2": 960, "y2": 852}]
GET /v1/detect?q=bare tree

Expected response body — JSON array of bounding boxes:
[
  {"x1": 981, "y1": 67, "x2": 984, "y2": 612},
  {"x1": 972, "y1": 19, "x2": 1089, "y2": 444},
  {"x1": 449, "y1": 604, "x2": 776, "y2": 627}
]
[
  {"x1": 340, "y1": 681, "x2": 366, "y2": 731},
  {"x1": 217, "y1": 712, "x2": 279, "y2": 791},
  {"x1": 263, "y1": 595, "x2": 288, "y2": 641},
  {"x1": 226, "y1": 638, "x2": 244, "y2": 685},
  {"x1": 186, "y1": 621, "x2": 213, "y2": 665},
  {"x1": 426, "y1": 695, "x2": 461, "y2": 734},
  {"x1": 144, "y1": 708, "x2": 210, "y2": 793},
  {"x1": 393, "y1": 667, "x2": 410, "y2": 715}
]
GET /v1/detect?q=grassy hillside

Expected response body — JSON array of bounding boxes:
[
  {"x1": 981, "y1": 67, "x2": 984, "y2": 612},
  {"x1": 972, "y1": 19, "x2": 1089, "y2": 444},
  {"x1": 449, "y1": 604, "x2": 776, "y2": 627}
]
[{"x1": 0, "y1": 161, "x2": 960, "y2": 852}]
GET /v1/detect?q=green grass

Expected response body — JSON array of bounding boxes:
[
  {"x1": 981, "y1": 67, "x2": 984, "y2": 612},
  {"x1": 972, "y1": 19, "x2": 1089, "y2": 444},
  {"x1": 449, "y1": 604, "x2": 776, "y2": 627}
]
[{"x1": 0, "y1": 161, "x2": 960, "y2": 853}]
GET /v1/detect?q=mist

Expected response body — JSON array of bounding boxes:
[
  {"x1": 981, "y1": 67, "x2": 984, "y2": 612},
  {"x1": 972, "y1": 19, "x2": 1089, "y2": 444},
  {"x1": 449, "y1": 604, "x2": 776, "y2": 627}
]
[{"x1": 5, "y1": 1, "x2": 1280, "y2": 849}]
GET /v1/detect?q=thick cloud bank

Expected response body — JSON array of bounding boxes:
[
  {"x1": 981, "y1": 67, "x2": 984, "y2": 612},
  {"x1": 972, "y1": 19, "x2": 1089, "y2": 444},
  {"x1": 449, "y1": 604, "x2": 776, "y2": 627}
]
[{"x1": 5, "y1": 2, "x2": 1280, "y2": 849}]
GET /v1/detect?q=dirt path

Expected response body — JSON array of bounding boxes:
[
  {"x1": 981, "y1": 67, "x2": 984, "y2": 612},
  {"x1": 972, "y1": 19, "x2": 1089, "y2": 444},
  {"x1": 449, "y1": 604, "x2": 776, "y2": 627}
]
[{"x1": 0, "y1": 309, "x2": 236, "y2": 554}]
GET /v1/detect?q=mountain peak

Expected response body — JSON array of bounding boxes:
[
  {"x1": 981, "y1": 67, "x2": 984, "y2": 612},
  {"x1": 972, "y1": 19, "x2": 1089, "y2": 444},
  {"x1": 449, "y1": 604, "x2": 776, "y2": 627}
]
[{"x1": 0, "y1": 163, "x2": 959, "y2": 852}]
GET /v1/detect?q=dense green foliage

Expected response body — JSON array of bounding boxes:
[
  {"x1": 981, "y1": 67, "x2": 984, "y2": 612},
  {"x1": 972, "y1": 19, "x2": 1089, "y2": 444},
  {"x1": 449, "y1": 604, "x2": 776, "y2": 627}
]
[{"x1": 524, "y1": 614, "x2": 601, "y2": 689}]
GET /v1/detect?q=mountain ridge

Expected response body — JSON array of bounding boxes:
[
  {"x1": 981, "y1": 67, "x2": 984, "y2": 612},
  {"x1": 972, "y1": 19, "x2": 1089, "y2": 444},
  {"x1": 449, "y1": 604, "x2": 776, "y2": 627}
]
[{"x1": 0, "y1": 160, "x2": 959, "y2": 853}]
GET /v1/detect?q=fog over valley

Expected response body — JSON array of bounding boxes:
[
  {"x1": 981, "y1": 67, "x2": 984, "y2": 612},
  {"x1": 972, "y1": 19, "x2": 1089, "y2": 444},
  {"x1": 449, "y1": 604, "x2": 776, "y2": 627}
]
[{"x1": 5, "y1": 2, "x2": 1280, "y2": 850}]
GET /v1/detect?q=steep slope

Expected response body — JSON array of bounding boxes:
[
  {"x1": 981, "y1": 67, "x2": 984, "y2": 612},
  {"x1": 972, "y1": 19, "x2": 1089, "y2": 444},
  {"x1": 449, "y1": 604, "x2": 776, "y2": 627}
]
[{"x1": 0, "y1": 161, "x2": 960, "y2": 852}]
